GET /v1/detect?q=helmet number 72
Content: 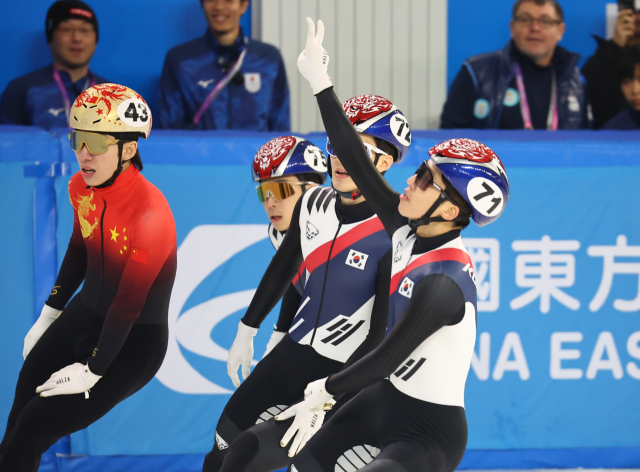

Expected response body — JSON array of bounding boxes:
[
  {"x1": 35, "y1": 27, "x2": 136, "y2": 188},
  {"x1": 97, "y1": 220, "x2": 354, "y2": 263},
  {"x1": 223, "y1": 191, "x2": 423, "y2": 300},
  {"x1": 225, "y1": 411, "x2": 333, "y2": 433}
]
[{"x1": 392, "y1": 115, "x2": 411, "y2": 145}]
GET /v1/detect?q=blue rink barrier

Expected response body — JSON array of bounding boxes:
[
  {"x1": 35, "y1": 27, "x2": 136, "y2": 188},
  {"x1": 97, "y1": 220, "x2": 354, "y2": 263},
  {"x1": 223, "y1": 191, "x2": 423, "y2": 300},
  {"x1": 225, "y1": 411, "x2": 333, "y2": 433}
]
[{"x1": 1, "y1": 126, "x2": 639, "y2": 470}]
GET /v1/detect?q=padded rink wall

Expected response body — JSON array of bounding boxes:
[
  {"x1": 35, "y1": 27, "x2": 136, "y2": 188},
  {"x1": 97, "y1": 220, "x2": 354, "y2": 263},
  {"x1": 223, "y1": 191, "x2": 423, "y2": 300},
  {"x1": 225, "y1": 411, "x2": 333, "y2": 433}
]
[{"x1": 1, "y1": 126, "x2": 640, "y2": 471}]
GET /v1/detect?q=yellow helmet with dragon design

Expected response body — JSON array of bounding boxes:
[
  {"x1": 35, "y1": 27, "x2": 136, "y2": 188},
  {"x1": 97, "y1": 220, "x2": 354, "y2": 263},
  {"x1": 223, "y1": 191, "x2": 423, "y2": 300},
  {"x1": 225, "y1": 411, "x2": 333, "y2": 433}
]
[{"x1": 70, "y1": 83, "x2": 152, "y2": 138}]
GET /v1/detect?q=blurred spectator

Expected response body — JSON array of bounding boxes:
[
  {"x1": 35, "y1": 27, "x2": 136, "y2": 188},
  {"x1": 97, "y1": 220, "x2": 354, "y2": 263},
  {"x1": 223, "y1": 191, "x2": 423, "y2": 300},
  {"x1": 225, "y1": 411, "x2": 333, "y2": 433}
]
[
  {"x1": 603, "y1": 47, "x2": 640, "y2": 129},
  {"x1": 0, "y1": 0, "x2": 106, "y2": 130},
  {"x1": 157, "y1": 0, "x2": 290, "y2": 131},
  {"x1": 441, "y1": 0, "x2": 591, "y2": 130},
  {"x1": 582, "y1": 8, "x2": 640, "y2": 129}
]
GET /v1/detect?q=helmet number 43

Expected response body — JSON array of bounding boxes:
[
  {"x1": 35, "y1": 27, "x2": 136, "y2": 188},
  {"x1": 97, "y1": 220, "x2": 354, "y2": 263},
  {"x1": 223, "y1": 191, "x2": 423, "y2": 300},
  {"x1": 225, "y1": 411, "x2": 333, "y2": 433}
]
[{"x1": 117, "y1": 99, "x2": 149, "y2": 127}]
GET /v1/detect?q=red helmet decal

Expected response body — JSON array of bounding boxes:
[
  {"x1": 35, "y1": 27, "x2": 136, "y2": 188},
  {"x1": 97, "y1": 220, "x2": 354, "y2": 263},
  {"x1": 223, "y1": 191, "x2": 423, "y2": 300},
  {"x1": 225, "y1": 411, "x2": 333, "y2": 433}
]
[
  {"x1": 74, "y1": 84, "x2": 130, "y2": 116},
  {"x1": 430, "y1": 138, "x2": 505, "y2": 168},
  {"x1": 342, "y1": 95, "x2": 393, "y2": 125},
  {"x1": 253, "y1": 136, "x2": 297, "y2": 180}
]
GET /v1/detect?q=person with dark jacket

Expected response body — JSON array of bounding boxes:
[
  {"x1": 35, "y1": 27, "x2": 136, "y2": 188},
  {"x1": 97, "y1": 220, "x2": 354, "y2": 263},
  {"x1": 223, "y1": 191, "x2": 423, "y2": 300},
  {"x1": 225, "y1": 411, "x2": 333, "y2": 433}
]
[
  {"x1": 582, "y1": 7, "x2": 640, "y2": 129},
  {"x1": 603, "y1": 47, "x2": 640, "y2": 130},
  {"x1": 0, "y1": 1, "x2": 107, "y2": 130},
  {"x1": 157, "y1": 0, "x2": 290, "y2": 131},
  {"x1": 441, "y1": 0, "x2": 591, "y2": 130}
]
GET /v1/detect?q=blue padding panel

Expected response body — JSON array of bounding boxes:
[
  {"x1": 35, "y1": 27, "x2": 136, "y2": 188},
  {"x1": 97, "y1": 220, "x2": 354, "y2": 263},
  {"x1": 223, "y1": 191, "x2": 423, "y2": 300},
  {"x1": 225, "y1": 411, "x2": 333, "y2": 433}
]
[
  {"x1": 0, "y1": 125, "x2": 58, "y2": 163},
  {"x1": 52, "y1": 447, "x2": 640, "y2": 470},
  {"x1": 56, "y1": 453, "x2": 206, "y2": 472},
  {"x1": 458, "y1": 447, "x2": 640, "y2": 469},
  {"x1": 0, "y1": 162, "x2": 37, "y2": 439},
  {"x1": 0, "y1": 128, "x2": 639, "y2": 471},
  {"x1": 51, "y1": 128, "x2": 640, "y2": 168}
]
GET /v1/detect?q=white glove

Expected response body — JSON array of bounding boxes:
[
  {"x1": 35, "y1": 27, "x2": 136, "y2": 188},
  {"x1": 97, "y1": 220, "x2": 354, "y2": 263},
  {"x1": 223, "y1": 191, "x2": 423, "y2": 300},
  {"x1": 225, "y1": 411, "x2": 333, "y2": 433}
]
[
  {"x1": 227, "y1": 321, "x2": 259, "y2": 388},
  {"x1": 23, "y1": 304, "x2": 61, "y2": 360},
  {"x1": 262, "y1": 328, "x2": 286, "y2": 359},
  {"x1": 303, "y1": 377, "x2": 335, "y2": 410},
  {"x1": 36, "y1": 363, "x2": 101, "y2": 398},
  {"x1": 275, "y1": 401, "x2": 332, "y2": 457},
  {"x1": 275, "y1": 378, "x2": 336, "y2": 456},
  {"x1": 297, "y1": 17, "x2": 332, "y2": 95}
]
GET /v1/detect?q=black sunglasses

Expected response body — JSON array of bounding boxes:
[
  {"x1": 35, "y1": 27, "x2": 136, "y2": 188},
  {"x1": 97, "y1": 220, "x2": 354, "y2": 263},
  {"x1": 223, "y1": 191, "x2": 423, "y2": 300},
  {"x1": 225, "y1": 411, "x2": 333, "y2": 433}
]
[{"x1": 413, "y1": 161, "x2": 470, "y2": 215}]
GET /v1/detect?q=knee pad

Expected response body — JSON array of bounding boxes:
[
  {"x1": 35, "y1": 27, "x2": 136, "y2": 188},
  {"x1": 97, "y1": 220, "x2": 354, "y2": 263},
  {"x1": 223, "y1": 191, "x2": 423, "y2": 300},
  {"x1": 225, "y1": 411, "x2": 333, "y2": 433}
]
[
  {"x1": 218, "y1": 431, "x2": 260, "y2": 472},
  {"x1": 202, "y1": 450, "x2": 223, "y2": 472},
  {"x1": 335, "y1": 445, "x2": 381, "y2": 472},
  {"x1": 212, "y1": 411, "x2": 242, "y2": 459},
  {"x1": 249, "y1": 424, "x2": 290, "y2": 472},
  {"x1": 224, "y1": 419, "x2": 292, "y2": 472},
  {"x1": 289, "y1": 447, "x2": 325, "y2": 472}
]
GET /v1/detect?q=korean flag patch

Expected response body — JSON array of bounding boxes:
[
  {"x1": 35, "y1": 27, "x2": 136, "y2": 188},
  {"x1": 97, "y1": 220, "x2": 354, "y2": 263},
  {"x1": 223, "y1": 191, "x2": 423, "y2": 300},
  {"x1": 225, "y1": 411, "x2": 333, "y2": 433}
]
[
  {"x1": 398, "y1": 277, "x2": 414, "y2": 298},
  {"x1": 346, "y1": 249, "x2": 368, "y2": 270}
]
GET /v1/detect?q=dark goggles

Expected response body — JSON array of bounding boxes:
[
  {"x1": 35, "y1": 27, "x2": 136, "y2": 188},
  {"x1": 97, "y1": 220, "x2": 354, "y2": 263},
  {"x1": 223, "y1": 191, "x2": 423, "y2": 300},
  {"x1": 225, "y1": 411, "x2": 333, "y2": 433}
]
[
  {"x1": 414, "y1": 160, "x2": 437, "y2": 191},
  {"x1": 69, "y1": 130, "x2": 120, "y2": 154},
  {"x1": 414, "y1": 160, "x2": 470, "y2": 215},
  {"x1": 256, "y1": 181, "x2": 311, "y2": 203}
]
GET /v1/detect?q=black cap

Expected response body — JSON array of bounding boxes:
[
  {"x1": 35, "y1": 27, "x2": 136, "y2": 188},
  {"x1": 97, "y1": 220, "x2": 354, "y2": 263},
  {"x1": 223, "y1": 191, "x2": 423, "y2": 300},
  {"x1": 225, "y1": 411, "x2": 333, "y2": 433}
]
[{"x1": 46, "y1": 1, "x2": 98, "y2": 43}]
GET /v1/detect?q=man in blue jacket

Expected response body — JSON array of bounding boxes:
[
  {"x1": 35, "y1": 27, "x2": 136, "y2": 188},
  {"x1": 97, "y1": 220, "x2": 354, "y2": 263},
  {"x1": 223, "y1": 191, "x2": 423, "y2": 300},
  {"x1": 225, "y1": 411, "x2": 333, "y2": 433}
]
[
  {"x1": 441, "y1": 0, "x2": 591, "y2": 130},
  {"x1": 157, "y1": 0, "x2": 290, "y2": 131},
  {"x1": 0, "y1": 0, "x2": 107, "y2": 130}
]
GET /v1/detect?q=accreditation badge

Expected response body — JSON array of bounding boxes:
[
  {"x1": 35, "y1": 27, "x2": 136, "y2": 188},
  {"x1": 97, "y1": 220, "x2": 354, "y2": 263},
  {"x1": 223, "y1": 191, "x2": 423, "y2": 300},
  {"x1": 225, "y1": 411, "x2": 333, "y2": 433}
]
[{"x1": 244, "y1": 73, "x2": 261, "y2": 93}]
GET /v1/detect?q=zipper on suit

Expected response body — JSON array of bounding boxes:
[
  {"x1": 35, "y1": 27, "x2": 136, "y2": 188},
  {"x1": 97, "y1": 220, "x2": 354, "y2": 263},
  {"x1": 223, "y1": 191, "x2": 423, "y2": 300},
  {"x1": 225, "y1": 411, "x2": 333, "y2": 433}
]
[
  {"x1": 310, "y1": 217, "x2": 343, "y2": 346},
  {"x1": 94, "y1": 197, "x2": 107, "y2": 313}
]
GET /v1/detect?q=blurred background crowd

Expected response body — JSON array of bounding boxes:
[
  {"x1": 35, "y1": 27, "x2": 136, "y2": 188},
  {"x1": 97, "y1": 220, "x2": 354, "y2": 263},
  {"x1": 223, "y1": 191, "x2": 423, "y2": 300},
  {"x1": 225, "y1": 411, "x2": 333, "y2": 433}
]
[{"x1": 2, "y1": 0, "x2": 640, "y2": 132}]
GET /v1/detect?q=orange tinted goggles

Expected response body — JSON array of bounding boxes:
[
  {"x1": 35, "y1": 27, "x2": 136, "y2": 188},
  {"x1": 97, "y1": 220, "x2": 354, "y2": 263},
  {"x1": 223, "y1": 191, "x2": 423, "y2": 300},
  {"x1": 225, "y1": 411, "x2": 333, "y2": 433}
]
[{"x1": 256, "y1": 181, "x2": 311, "y2": 203}]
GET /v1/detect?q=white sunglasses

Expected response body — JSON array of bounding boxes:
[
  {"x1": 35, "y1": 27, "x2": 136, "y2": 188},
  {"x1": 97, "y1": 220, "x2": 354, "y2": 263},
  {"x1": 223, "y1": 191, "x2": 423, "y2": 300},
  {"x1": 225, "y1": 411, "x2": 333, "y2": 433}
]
[{"x1": 326, "y1": 139, "x2": 387, "y2": 159}]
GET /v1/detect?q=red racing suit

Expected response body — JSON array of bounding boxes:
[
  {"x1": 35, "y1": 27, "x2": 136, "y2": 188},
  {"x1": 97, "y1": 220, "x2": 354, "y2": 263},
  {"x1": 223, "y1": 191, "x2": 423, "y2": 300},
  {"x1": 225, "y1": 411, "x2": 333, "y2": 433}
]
[{"x1": 46, "y1": 165, "x2": 177, "y2": 375}]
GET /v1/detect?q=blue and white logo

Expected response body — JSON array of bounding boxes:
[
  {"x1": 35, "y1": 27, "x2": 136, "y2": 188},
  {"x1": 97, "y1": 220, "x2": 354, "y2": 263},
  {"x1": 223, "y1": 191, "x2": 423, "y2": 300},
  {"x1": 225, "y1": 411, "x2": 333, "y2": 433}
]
[
  {"x1": 503, "y1": 88, "x2": 520, "y2": 107},
  {"x1": 473, "y1": 99, "x2": 490, "y2": 120},
  {"x1": 155, "y1": 224, "x2": 268, "y2": 394}
]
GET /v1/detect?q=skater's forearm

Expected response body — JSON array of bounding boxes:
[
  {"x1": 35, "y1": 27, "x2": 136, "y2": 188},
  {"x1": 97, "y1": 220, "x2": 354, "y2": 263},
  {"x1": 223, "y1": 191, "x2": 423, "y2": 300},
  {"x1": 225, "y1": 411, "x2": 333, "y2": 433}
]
[
  {"x1": 242, "y1": 198, "x2": 304, "y2": 328},
  {"x1": 326, "y1": 274, "x2": 465, "y2": 395},
  {"x1": 316, "y1": 88, "x2": 401, "y2": 235}
]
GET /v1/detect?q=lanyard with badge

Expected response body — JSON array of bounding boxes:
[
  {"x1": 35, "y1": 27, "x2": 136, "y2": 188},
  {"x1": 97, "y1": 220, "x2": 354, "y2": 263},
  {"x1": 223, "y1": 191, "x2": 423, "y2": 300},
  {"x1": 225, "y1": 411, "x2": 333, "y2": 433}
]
[
  {"x1": 52, "y1": 68, "x2": 96, "y2": 122},
  {"x1": 192, "y1": 47, "x2": 247, "y2": 126},
  {"x1": 513, "y1": 63, "x2": 558, "y2": 131}
]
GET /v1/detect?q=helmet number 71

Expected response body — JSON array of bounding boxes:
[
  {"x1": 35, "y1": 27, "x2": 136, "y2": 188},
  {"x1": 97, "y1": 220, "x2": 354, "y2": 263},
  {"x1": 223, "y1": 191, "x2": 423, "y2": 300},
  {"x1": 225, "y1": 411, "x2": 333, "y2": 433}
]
[{"x1": 473, "y1": 181, "x2": 501, "y2": 214}]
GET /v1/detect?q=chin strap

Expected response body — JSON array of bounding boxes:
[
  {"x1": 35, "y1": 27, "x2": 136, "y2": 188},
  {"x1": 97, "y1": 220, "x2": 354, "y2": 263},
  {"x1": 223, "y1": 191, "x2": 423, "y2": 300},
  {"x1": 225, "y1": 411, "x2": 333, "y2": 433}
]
[
  {"x1": 408, "y1": 193, "x2": 447, "y2": 230},
  {"x1": 331, "y1": 153, "x2": 384, "y2": 202},
  {"x1": 333, "y1": 186, "x2": 362, "y2": 201},
  {"x1": 94, "y1": 151, "x2": 124, "y2": 189}
]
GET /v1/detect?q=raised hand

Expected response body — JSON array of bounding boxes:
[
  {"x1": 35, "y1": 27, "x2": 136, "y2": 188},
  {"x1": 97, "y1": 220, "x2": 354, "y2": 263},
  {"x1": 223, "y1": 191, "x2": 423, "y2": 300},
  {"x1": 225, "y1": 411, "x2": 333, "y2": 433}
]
[{"x1": 297, "y1": 17, "x2": 332, "y2": 95}]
